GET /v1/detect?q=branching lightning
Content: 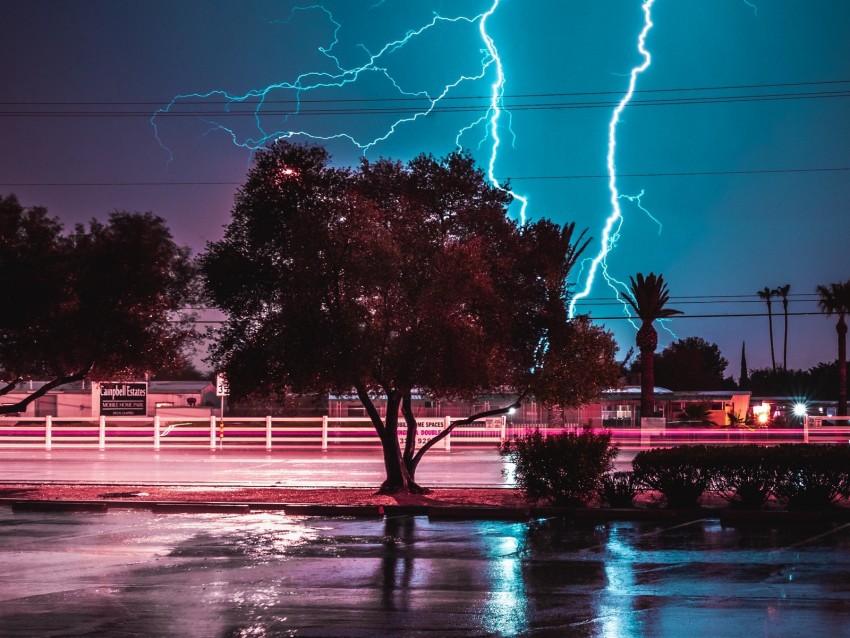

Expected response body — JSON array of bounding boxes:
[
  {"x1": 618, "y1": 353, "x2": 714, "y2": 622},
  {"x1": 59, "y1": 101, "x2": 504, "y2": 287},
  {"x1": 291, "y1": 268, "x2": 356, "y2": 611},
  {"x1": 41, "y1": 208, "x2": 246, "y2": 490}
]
[
  {"x1": 568, "y1": 0, "x2": 660, "y2": 323},
  {"x1": 152, "y1": 0, "x2": 528, "y2": 222}
]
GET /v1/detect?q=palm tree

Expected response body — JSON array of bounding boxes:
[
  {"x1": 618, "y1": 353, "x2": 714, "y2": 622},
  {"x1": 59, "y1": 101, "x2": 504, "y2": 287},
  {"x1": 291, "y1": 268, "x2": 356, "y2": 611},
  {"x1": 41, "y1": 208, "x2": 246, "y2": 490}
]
[
  {"x1": 773, "y1": 284, "x2": 791, "y2": 370},
  {"x1": 816, "y1": 280, "x2": 850, "y2": 416},
  {"x1": 624, "y1": 273, "x2": 682, "y2": 420},
  {"x1": 757, "y1": 287, "x2": 777, "y2": 370}
]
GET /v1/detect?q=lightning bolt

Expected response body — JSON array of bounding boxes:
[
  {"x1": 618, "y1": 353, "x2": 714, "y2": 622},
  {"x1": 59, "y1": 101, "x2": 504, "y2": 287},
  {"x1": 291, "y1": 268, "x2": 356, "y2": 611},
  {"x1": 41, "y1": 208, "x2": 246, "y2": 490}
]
[
  {"x1": 474, "y1": 1, "x2": 529, "y2": 224},
  {"x1": 152, "y1": 0, "x2": 528, "y2": 223},
  {"x1": 568, "y1": 0, "x2": 658, "y2": 322}
]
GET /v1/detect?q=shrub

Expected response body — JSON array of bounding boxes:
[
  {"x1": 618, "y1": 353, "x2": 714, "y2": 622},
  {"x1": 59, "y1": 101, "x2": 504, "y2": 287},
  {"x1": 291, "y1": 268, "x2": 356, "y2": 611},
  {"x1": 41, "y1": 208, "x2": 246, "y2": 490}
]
[
  {"x1": 599, "y1": 471, "x2": 639, "y2": 508},
  {"x1": 771, "y1": 444, "x2": 850, "y2": 510},
  {"x1": 709, "y1": 445, "x2": 777, "y2": 510},
  {"x1": 632, "y1": 446, "x2": 716, "y2": 508},
  {"x1": 500, "y1": 428, "x2": 617, "y2": 506}
]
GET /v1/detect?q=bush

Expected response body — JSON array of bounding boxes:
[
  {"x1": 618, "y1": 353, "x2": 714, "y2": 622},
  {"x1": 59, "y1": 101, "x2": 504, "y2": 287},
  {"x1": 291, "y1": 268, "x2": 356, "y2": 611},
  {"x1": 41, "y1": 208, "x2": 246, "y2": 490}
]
[
  {"x1": 500, "y1": 428, "x2": 617, "y2": 506},
  {"x1": 632, "y1": 446, "x2": 716, "y2": 508},
  {"x1": 709, "y1": 445, "x2": 777, "y2": 510},
  {"x1": 599, "y1": 471, "x2": 639, "y2": 508},
  {"x1": 771, "y1": 444, "x2": 850, "y2": 510}
]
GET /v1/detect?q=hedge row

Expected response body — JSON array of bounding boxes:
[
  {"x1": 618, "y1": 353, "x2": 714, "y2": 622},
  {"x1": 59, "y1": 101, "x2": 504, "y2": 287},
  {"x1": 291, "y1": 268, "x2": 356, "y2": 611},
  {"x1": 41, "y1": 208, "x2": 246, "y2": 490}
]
[
  {"x1": 502, "y1": 430, "x2": 850, "y2": 510},
  {"x1": 499, "y1": 429, "x2": 616, "y2": 506},
  {"x1": 633, "y1": 444, "x2": 850, "y2": 510}
]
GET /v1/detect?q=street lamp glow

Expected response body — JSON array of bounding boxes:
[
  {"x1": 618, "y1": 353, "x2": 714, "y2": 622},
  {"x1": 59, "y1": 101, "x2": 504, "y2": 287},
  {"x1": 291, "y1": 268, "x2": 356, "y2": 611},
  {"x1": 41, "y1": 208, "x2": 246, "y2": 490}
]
[{"x1": 793, "y1": 403, "x2": 807, "y2": 417}]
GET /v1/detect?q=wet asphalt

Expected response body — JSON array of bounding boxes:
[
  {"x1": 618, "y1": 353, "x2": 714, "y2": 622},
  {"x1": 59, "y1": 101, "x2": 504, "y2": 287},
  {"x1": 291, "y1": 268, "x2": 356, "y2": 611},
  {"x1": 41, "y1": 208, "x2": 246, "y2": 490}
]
[
  {"x1": 1, "y1": 509, "x2": 849, "y2": 637},
  {"x1": 0, "y1": 448, "x2": 637, "y2": 488}
]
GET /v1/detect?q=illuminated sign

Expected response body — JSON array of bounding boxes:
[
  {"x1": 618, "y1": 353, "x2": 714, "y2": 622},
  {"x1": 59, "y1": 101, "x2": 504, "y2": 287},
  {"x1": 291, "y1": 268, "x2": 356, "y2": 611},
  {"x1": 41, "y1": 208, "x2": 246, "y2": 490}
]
[{"x1": 100, "y1": 382, "x2": 148, "y2": 416}]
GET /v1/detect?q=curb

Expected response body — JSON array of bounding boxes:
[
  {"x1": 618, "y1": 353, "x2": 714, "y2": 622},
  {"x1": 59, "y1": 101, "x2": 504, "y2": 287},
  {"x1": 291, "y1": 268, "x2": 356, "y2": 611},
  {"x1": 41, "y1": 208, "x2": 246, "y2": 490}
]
[
  {"x1": 151, "y1": 503, "x2": 251, "y2": 514},
  {"x1": 3, "y1": 498, "x2": 850, "y2": 523},
  {"x1": 428, "y1": 506, "x2": 531, "y2": 521},
  {"x1": 11, "y1": 500, "x2": 108, "y2": 513}
]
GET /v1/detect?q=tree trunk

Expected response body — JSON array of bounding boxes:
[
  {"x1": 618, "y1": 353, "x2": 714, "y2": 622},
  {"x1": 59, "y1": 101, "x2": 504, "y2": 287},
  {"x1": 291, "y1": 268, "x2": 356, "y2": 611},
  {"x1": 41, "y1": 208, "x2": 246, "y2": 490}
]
[
  {"x1": 640, "y1": 347, "x2": 655, "y2": 419},
  {"x1": 783, "y1": 300, "x2": 789, "y2": 370},
  {"x1": 838, "y1": 317, "x2": 847, "y2": 417},
  {"x1": 373, "y1": 392, "x2": 424, "y2": 494},
  {"x1": 767, "y1": 301, "x2": 776, "y2": 370},
  {"x1": 636, "y1": 322, "x2": 657, "y2": 420}
]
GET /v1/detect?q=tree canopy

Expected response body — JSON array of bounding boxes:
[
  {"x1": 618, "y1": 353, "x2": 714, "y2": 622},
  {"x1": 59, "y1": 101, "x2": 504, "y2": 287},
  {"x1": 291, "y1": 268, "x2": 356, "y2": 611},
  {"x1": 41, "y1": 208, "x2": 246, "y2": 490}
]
[
  {"x1": 202, "y1": 141, "x2": 621, "y2": 492},
  {"x1": 635, "y1": 336, "x2": 730, "y2": 391},
  {"x1": 0, "y1": 194, "x2": 197, "y2": 413}
]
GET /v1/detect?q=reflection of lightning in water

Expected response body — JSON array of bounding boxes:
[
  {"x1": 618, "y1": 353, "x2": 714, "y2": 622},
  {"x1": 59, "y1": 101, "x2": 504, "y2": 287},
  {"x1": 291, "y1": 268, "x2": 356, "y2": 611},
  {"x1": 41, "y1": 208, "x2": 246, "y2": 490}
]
[
  {"x1": 152, "y1": 0, "x2": 528, "y2": 222},
  {"x1": 568, "y1": 0, "x2": 656, "y2": 321}
]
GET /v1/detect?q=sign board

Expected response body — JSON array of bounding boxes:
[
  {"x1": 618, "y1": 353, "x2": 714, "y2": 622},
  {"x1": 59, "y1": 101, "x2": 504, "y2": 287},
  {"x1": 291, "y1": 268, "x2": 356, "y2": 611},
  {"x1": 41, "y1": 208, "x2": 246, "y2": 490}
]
[
  {"x1": 398, "y1": 417, "x2": 503, "y2": 449},
  {"x1": 216, "y1": 373, "x2": 230, "y2": 397},
  {"x1": 100, "y1": 382, "x2": 148, "y2": 416},
  {"x1": 398, "y1": 419, "x2": 447, "y2": 449}
]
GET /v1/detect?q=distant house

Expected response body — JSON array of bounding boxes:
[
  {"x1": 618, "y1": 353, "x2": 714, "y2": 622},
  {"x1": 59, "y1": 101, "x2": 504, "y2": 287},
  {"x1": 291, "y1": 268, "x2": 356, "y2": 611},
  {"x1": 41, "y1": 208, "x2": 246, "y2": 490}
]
[
  {"x1": 0, "y1": 380, "x2": 216, "y2": 418},
  {"x1": 0, "y1": 380, "x2": 753, "y2": 426},
  {"x1": 326, "y1": 387, "x2": 753, "y2": 428}
]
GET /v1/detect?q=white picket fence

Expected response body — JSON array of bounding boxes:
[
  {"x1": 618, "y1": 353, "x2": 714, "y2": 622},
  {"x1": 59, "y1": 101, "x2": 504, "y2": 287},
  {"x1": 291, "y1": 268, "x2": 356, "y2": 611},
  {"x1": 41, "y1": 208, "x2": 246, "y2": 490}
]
[
  {"x1": 0, "y1": 414, "x2": 847, "y2": 451},
  {"x1": 0, "y1": 415, "x2": 507, "y2": 451}
]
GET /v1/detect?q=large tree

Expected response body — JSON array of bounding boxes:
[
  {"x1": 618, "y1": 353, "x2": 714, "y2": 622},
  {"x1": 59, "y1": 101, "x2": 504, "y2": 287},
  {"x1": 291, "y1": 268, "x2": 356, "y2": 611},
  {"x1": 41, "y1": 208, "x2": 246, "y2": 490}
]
[
  {"x1": 202, "y1": 141, "x2": 621, "y2": 493},
  {"x1": 774, "y1": 283, "x2": 791, "y2": 370},
  {"x1": 757, "y1": 286, "x2": 778, "y2": 370},
  {"x1": 0, "y1": 195, "x2": 197, "y2": 414},
  {"x1": 623, "y1": 273, "x2": 682, "y2": 419},
  {"x1": 635, "y1": 336, "x2": 729, "y2": 391},
  {"x1": 816, "y1": 280, "x2": 850, "y2": 416}
]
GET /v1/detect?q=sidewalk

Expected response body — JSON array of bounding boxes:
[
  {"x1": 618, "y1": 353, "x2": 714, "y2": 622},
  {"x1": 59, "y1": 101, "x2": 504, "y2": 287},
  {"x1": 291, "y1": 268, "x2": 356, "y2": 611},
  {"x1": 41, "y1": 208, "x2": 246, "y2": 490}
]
[{"x1": 4, "y1": 482, "x2": 849, "y2": 524}]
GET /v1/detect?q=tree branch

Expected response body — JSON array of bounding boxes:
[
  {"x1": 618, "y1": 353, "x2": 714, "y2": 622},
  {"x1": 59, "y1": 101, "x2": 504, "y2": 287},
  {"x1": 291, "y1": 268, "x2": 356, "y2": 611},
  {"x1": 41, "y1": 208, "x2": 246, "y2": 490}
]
[
  {"x1": 401, "y1": 392, "x2": 417, "y2": 461},
  {"x1": 0, "y1": 367, "x2": 93, "y2": 416},
  {"x1": 410, "y1": 389, "x2": 530, "y2": 469},
  {"x1": 355, "y1": 383, "x2": 386, "y2": 438},
  {"x1": 0, "y1": 377, "x2": 22, "y2": 398}
]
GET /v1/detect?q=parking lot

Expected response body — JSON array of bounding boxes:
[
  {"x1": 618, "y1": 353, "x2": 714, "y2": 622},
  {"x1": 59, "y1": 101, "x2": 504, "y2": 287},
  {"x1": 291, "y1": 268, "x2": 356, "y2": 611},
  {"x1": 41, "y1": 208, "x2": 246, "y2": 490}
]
[{"x1": 1, "y1": 509, "x2": 849, "y2": 637}]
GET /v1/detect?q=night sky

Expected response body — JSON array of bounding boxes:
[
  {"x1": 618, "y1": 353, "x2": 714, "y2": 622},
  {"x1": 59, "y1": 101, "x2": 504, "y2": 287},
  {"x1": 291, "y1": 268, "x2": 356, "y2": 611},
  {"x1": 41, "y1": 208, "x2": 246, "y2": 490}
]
[{"x1": 3, "y1": 0, "x2": 849, "y2": 377}]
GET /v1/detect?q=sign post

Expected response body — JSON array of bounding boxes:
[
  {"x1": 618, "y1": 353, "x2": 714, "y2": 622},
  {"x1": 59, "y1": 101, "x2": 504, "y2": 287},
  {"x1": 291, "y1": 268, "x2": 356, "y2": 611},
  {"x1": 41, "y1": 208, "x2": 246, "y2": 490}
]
[
  {"x1": 100, "y1": 382, "x2": 148, "y2": 417},
  {"x1": 216, "y1": 373, "x2": 229, "y2": 449},
  {"x1": 216, "y1": 373, "x2": 229, "y2": 417}
]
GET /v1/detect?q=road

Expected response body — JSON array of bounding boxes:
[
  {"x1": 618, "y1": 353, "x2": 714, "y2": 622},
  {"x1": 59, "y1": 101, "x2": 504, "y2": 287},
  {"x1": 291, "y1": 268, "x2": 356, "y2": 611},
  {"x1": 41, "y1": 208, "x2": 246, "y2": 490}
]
[
  {"x1": 0, "y1": 447, "x2": 638, "y2": 488},
  {"x1": 1, "y1": 510, "x2": 849, "y2": 637},
  {"x1": 0, "y1": 447, "x2": 509, "y2": 487}
]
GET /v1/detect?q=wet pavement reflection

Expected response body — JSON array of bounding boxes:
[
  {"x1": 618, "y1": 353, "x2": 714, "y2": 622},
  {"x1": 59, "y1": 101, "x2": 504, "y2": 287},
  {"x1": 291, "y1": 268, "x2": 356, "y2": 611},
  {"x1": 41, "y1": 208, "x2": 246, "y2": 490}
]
[{"x1": 1, "y1": 509, "x2": 849, "y2": 637}]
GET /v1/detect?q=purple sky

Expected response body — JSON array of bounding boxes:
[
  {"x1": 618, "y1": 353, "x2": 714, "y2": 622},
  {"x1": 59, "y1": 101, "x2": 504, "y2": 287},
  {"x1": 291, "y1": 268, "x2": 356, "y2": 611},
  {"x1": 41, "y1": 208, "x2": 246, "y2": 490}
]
[{"x1": 2, "y1": 0, "x2": 849, "y2": 378}]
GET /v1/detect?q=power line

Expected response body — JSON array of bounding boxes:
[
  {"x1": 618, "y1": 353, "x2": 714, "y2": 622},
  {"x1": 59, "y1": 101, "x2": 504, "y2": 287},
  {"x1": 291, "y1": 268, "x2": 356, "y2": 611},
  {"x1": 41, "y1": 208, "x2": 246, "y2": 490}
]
[
  {"x1": 3, "y1": 89, "x2": 849, "y2": 118},
  {"x1": 3, "y1": 78, "x2": 849, "y2": 107},
  {"x1": 508, "y1": 167, "x2": 850, "y2": 180},
  {"x1": 585, "y1": 311, "x2": 827, "y2": 320},
  {"x1": 3, "y1": 166, "x2": 849, "y2": 188}
]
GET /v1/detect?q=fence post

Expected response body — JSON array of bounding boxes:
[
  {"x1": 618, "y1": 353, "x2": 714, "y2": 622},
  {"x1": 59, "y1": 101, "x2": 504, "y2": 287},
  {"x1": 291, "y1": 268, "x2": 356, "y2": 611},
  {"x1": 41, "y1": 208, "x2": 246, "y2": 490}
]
[
  {"x1": 210, "y1": 416, "x2": 217, "y2": 450},
  {"x1": 99, "y1": 415, "x2": 106, "y2": 451},
  {"x1": 500, "y1": 415, "x2": 507, "y2": 442},
  {"x1": 154, "y1": 415, "x2": 160, "y2": 451},
  {"x1": 266, "y1": 415, "x2": 272, "y2": 451},
  {"x1": 803, "y1": 414, "x2": 809, "y2": 444},
  {"x1": 444, "y1": 416, "x2": 451, "y2": 452},
  {"x1": 45, "y1": 415, "x2": 52, "y2": 451},
  {"x1": 322, "y1": 415, "x2": 328, "y2": 451}
]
